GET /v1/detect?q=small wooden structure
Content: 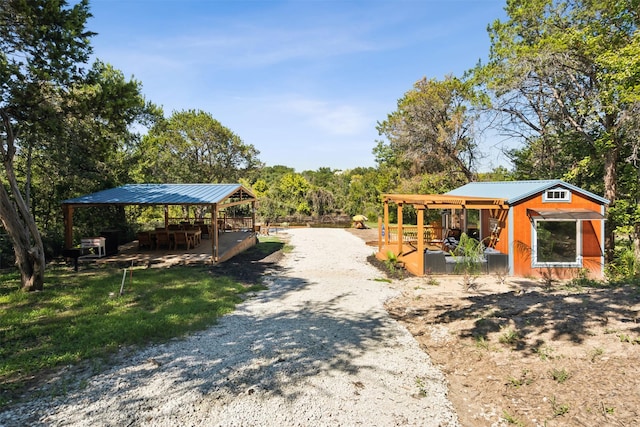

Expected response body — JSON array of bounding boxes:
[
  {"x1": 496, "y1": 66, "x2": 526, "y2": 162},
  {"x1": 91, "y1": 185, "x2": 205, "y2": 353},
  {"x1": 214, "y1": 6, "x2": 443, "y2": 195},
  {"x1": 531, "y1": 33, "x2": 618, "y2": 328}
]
[
  {"x1": 378, "y1": 180, "x2": 609, "y2": 279},
  {"x1": 62, "y1": 183, "x2": 257, "y2": 263}
]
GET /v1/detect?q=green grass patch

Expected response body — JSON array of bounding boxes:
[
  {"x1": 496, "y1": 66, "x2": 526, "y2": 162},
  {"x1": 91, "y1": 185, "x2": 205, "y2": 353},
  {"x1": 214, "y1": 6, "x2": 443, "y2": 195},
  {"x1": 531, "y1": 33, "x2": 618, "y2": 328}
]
[
  {"x1": 254, "y1": 235, "x2": 285, "y2": 252},
  {"x1": 549, "y1": 367, "x2": 571, "y2": 383},
  {"x1": 0, "y1": 264, "x2": 266, "y2": 404}
]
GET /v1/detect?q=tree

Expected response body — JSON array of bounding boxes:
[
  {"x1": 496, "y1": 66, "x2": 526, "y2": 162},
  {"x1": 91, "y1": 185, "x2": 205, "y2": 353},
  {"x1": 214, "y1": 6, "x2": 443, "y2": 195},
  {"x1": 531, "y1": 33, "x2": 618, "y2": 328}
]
[
  {"x1": 480, "y1": 0, "x2": 639, "y2": 204},
  {"x1": 277, "y1": 172, "x2": 311, "y2": 216},
  {"x1": 22, "y1": 61, "x2": 157, "y2": 250},
  {"x1": 134, "y1": 110, "x2": 262, "y2": 183},
  {"x1": 0, "y1": 0, "x2": 94, "y2": 291},
  {"x1": 307, "y1": 187, "x2": 335, "y2": 216},
  {"x1": 477, "y1": 166, "x2": 514, "y2": 182},
  {"x1": 375, "y1": 75, "x2": 481, "y2": 190},
  {"x1": 478, "y1": 0, "x2": 639, "y2": 258}
]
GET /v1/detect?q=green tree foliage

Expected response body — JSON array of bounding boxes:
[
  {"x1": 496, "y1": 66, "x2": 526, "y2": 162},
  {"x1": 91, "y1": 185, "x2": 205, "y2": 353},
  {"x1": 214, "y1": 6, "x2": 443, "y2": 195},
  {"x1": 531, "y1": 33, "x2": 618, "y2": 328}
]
[
  {"x1": 302, "y1": 167, "x2": 342, "y2": 217},
  {"x1": 307, "y1": 187, "x2": 335, "y2": 216},
  {"x1": 341, "y1": 169, "x2": 383, "y2": 218},
  {"x1": 23, "y1": 62, "x2": 155, "y2": 235},
  {"x1": 0, "y1": 0, "x2": 94, "y2": 291},
  {"x1": 135, "y1": 110, "x2": 262, "y2": 183},
  {"x1": 477, "y1": 166, "x2": 514, "y2": 182},
  {"x1": 255, "y1": 172, "x2": 308, "y2": 220},
  {"x1": 478, "y1": 0, "x2": 639, "y2": 257},
  {"x1": 250, "y1": 166, "x2": 387, "y2": 222},
  {"x1": 375, "y1": 75, "x2": 481, "y2": 191},
  {"x1": 256, "y1": 165, "x2": 295, "y2": 185},
  {"x1": 479, "y1": 0, "x2": 640, "y2": 205},
  {"x1": 1, "y1": 1, "x2": 156, "y2": 289},
  {"x1": 277, "y1": 172, "x2": 311, "y2": 216}
]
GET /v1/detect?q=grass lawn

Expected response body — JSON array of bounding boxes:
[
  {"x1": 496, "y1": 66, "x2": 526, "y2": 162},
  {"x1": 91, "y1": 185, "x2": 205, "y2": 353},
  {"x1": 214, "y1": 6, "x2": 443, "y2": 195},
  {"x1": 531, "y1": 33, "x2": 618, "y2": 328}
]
[{"x1": 0, "y1": 241, "x2": 277, "y2": 407}]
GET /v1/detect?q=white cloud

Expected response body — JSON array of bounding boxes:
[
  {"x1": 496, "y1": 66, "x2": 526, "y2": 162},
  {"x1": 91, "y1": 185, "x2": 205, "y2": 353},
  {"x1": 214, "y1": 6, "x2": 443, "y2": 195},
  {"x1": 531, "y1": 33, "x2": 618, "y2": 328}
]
[{"x1": 275, "y1": 96, "x2": 371, "y2": 136}]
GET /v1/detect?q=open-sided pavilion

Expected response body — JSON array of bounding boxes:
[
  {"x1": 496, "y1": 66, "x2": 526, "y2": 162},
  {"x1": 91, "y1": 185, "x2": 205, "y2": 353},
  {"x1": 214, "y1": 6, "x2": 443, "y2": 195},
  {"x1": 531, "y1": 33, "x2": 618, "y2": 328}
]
[{"x1": 62, "y1": 183, "x2": 258, "y2": 263}]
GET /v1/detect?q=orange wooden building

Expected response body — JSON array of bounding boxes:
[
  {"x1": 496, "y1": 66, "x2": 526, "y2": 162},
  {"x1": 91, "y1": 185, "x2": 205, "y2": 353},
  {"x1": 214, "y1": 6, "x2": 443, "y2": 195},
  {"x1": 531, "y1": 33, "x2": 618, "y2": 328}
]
[{"x1": 377, "y1": 180, "x2": 609, "y2": 279}]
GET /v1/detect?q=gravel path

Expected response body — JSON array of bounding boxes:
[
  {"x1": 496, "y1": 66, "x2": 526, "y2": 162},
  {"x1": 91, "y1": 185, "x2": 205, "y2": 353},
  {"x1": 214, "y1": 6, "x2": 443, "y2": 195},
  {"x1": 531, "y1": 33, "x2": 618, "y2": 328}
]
[{"x1": 1, "y1": 228, "x2": 459, "y2": 426}]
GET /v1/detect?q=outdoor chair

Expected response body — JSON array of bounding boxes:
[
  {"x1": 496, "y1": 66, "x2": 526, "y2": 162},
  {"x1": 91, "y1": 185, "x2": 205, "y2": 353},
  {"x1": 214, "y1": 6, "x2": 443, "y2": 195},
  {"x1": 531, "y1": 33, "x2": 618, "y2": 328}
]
[
  {"x1": 442, "y1": 228, "x2": 462, "y2": 252},
  {"x1": 155, "y1": 231, "x2": 172, "y2": 250},
  {"x1": 137, "y1": 232, "x2": 154, "y2": 250},
  {"x1": 173, "y1": 231, "x2": 192, "y2": 250},
  {"x1": 196, "y1": 222, "x2": 209, "y2": 238},
  {"x1": 186, "y1": 227, "x2": 201, "y2": 246}
]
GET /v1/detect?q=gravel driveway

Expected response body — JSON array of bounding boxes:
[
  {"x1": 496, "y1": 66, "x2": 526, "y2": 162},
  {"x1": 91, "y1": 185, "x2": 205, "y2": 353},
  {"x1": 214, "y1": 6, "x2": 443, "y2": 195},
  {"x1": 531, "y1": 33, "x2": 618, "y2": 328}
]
[{"x1": 2, "y1": 228, "x2": 459, "y2": 426}]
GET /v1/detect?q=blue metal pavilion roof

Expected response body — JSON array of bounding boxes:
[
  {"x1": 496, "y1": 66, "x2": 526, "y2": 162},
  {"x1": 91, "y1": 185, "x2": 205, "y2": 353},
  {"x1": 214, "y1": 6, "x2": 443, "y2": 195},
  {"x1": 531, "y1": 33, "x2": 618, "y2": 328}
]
[
  {"x1": 62, "y1": 183, "x2": 255, "y2": 206},
  {"x1": 446, "y1": 180, "x2": 609, "y2": 205}
]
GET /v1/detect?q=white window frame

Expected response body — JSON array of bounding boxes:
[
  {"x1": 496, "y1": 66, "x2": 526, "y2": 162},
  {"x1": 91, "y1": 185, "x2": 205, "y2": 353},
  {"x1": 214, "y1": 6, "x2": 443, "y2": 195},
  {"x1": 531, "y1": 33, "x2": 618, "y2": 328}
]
[
  {"x1": 543, "y1": 187, "x2": 571, "y2": 203},
  {"x1": 531, "y1": 218, "x2": 582, "y2": 268}
]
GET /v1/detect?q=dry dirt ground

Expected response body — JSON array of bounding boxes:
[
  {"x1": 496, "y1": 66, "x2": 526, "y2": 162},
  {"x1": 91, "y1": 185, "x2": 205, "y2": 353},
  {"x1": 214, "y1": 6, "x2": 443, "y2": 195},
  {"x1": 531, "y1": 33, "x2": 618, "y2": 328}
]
[{"x1": 347, "y1": 228, "x2": 640, "y2": 427}]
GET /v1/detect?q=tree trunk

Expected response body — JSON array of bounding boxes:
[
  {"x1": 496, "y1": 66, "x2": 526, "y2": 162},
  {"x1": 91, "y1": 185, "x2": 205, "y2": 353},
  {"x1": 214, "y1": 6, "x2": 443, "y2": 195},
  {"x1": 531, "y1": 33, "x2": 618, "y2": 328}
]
[
  {"x1": 0, "y1": 113, "x2": 46, "y2": 291},
  {"x1": 603, "y1": 145, "x2": 618, "y2": 263},
  {"x1": 0, "y1": 184, "x2": 45, "y2": 291},
  {"x1": 634, "y1": 223, "x2": 640, "y2": 263}
]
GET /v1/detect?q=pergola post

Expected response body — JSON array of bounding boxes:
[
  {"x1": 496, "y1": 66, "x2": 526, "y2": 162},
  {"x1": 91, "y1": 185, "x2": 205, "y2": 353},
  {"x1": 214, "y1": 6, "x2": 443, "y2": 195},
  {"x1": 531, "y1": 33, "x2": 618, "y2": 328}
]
[
  {"x1": 251, "y1": 200, "x2": 256, "y2": 233},
  {"x1": 397, "y1": 202, "x2": 403, "y2": 255},
  {"x1": 417, "y1": 205, "x2": 425, "y2": 274},
  {"x1": 377, "y1": 216, "x2": 383, "y2": 253},
  {"x1": 163, "y1": 205, "x2": 169, "y2": 228},
  {"x1": 383, "y1": 201, "x2": 389, "y2": 246}
]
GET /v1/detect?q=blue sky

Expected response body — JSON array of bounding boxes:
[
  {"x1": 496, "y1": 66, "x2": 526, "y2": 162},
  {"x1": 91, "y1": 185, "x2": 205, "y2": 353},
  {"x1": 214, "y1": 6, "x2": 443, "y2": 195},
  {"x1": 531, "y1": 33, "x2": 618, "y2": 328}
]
[{"x1": 87, "y1": 0, "x2": 509, "y2": 172}]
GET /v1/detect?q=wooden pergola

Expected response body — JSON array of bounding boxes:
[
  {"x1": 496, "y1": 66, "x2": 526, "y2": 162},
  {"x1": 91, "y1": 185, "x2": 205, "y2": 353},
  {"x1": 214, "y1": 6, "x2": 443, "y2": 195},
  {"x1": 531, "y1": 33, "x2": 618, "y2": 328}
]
[
  {"x1": 379, "y1": 193, "x2": 508, "y2": 276},
  {"x1": 61, "y1": 183, "x2": 257, "y2": 263}
]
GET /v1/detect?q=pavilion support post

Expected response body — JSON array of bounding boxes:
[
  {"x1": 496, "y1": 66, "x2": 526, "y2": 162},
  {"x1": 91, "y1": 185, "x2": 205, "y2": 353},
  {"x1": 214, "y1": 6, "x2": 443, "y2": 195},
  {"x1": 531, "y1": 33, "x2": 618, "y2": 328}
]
[
  {"x1": 212, "y1": 203, "x2": 219, "y2": 261},
  {"x1": 63, "y1": 205, "x2": 74, "y2": 249},
  {"x1": 164, "y1": 205, "x2": 169, "y2": 228},
  {"x1": 397, "y1": 203, "x2": 403, "y2": 255},
  {"x1": 251, "y1": 201, "x2": 256, "y2": 233},
  {"x1": 417, "y1": 206, "x2": 425, "y2": 275},
  {"x1": 461, "y1": 207, "x2": 467, "y2": 233}
]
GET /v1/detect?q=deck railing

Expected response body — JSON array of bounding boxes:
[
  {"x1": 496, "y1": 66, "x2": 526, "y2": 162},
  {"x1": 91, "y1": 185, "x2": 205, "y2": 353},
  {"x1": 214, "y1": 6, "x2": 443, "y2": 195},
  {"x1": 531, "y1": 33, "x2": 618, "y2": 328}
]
[
  {"x1": 223, "y1": 216, "x2": 254, "y2": 231},
  {"x1": 385, "y1": 225, "x2": 444, "y2": 246},
  {"x1": 166, "y1": 216, "x2": 255, "y2": 232}
]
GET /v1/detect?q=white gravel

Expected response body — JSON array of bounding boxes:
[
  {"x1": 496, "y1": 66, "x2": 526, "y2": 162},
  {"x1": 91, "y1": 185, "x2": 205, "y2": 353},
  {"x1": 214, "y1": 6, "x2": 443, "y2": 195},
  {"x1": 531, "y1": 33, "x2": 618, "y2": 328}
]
[{"x1": 1, "y1": 228, "x2": 459, "y2": 426}]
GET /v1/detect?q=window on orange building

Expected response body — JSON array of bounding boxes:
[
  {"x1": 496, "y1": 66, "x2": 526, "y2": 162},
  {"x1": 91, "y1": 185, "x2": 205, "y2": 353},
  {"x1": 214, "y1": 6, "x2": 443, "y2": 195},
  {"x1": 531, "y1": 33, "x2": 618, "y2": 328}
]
[{"x1": 533, "y1": 220, "x2": 580, "y2": 266}]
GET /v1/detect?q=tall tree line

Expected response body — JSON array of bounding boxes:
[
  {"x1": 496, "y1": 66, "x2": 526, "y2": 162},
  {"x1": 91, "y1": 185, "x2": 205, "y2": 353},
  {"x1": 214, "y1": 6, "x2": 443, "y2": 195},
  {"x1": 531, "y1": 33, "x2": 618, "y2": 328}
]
[{"x1": 2, "y1": 0, "x2": 638, "y2": 290}]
